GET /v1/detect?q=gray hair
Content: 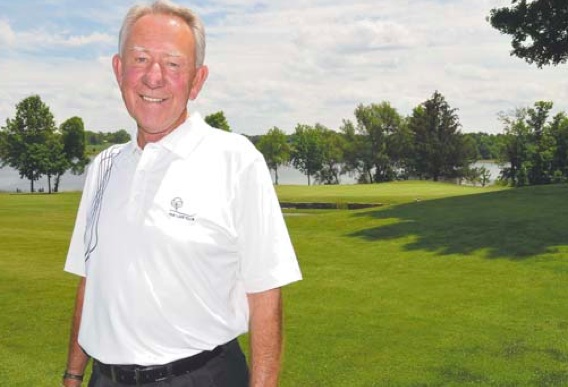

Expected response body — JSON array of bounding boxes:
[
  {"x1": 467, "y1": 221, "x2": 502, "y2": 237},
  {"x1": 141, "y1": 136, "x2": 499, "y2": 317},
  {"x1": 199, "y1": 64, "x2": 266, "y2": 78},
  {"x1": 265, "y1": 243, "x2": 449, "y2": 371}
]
[{"x1": 118, "y1": 0, "x2": 206, "y2": 67}]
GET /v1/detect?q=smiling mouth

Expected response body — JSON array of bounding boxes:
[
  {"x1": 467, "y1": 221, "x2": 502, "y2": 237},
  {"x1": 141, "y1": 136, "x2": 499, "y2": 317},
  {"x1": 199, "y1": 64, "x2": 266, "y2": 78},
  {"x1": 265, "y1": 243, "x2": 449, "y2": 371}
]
[{"x1": 141, "y1": 95, "x2": 166, "y2": 103}]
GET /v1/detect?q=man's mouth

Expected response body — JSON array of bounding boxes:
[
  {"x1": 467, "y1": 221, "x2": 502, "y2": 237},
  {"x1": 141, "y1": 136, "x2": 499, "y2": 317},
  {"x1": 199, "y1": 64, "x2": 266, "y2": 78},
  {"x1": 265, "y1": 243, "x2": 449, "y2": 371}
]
[{"x1": 141, "y1": 95, "x2": 166, "y2": 103}]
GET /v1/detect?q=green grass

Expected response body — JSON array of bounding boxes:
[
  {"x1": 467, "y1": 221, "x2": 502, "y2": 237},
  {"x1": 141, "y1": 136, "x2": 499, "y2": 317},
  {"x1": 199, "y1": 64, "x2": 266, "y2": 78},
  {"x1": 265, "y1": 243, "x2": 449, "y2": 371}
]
[
  {"x1": 276, "y1": 180, "x2": 506, "y2": 205},
  {"x1": 1, "y1": 183, "x2": 567, "y2": 386}
]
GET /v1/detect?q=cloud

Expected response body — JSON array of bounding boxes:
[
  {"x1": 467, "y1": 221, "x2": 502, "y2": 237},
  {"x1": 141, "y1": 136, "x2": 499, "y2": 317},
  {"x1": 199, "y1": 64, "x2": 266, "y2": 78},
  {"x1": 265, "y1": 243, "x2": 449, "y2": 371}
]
[
  {"x1": 0, "y1": 56, "x2": 131, "y2": 133},
  {"x1": 295, "y1": 19, "x2": 418, "y2": 54},
  {"x1": 1, "y1": 0, "x2": 568, "y2": 138},
  {"x1": 19, "y1": 29, "x2": 114, "y2": 49},
  {"x1": 445, "y1": 63, "x2": 494, "y2": 81},
  {"x1": 0, "y1": 19, "x2": 16, "y2": 46},
  {"x1": 0, "y1": 19, "x2": 113, "y2": 52}
]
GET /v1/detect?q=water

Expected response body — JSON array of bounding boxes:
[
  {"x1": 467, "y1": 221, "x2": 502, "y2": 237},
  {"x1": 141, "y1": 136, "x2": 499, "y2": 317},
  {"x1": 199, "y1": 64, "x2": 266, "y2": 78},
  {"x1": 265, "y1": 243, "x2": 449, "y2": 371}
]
[
  {"x1": 271, "y1": 162, "x2": 504, "y2": 186},
  {"x1": 0, "y1": 167, "x2": 86, "y2": 192},
  {"x1": 0, "y1": 162, "x2": 504, "y2": 192}
]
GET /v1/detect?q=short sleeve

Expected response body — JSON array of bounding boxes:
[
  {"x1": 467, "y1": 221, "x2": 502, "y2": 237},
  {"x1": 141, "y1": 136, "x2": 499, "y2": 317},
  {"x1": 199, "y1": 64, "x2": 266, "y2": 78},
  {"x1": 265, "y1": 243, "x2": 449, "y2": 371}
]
[{"x1": 235, "y1": 154, "x2": 302, "y2": 293}]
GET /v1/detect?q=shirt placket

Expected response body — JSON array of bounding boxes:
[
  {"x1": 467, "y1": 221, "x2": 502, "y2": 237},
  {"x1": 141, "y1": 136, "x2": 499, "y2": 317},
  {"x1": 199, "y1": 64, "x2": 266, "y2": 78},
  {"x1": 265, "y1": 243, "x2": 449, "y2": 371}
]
[{"x1": 130, "y1": 144, "x2": 160, "y2": 222}]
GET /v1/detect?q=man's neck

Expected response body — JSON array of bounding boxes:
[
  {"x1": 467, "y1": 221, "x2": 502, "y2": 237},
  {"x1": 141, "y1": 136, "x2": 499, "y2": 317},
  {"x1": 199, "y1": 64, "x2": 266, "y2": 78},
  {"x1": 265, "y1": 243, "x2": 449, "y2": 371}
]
[{"x1": 136, "y1": 112, "x2": 190, "y2": 149}]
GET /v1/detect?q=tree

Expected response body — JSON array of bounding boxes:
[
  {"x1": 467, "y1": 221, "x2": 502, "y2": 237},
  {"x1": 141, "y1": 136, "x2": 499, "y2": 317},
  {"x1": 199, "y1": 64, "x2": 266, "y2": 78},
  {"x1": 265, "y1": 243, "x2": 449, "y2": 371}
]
[
  {"x1": 85, "y1": 129, "x2": 131, "y2": 147},
  {"x1": 526, "y1": 101, "x2": 555, "y2": 184},
  {"x1": 499, "y1": 108, "x2": 532, "y2": 186},
  {"x1": 0, "y1": 95, "x2": 56, "y2": 192},
  {"x1": 107, "y1": 129, "x2": 131, "y2": 144},
  {"x1": 61, "y1": 117, "x2": 88, "y2": 171},
  {"x1": 340, "y1": 119, "x2": 373, "y2": 183},
  {"x1": 290, "y1": 124, "x2": 325, "y2": 185},
  {"x1": 548, "y1": 112, "x2": 568, "y2": 181},
  {"x1": 354, "y1": 102, "x2": 403, "y2": 183},
  {"x1": 37, "y1": 135, "x2": 69, "y2": 194},
  {"x1": 205, "y1": 111, "x2": 231, "y2": 132},
  {"x1": 464, "y1": 166, "x2": 492, "y2": 187},
  {"x1": 488, "y1": 0, "x2": 568, "y2": 67},
  {"x1": 465, "y1": 132, "x2": 504, "y2": 160},
  {"x1": 498, "y1": 101, "x2": 558, "y2": 186},
  {"x1": 408, "y1": 91, "x2": 475, "y2": 181},
  {"x1": 314, "y1": 125, "x2": 345, "y2": 185},
  {"x1": 256, "y1": 127, "x2": 290, "y2": 185}
]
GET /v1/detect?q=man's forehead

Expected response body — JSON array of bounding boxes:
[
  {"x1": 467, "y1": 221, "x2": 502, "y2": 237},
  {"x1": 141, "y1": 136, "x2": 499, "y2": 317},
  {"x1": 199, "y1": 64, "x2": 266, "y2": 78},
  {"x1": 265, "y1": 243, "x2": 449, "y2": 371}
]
[{"x1": 129, "y1": 46, "x2": 185, "y2": 57}]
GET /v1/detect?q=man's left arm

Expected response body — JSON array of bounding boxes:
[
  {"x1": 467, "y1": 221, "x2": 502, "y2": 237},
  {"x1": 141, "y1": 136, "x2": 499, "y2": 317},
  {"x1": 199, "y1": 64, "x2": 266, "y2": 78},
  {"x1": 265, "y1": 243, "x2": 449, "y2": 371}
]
[{"x1": 247, "y1": 287, "x2": 283, "y2": 387}]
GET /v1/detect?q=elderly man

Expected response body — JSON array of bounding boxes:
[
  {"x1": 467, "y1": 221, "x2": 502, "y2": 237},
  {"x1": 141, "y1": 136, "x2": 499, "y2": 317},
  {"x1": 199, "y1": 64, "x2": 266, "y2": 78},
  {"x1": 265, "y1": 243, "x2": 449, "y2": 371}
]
[{"x1": 62, "y1": 1, "x2": 302, "y2": 386}]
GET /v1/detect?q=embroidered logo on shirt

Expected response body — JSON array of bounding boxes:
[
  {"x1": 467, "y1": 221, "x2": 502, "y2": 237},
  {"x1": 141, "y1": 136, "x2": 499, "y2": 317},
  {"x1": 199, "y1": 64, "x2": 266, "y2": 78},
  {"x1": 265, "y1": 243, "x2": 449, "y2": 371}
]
[
  {"x1": 169, "y1": 197, "x2": 196, "y2": 222},
  {"x1": 171, "y1": 197, "x2": 183, "y2": 211}
]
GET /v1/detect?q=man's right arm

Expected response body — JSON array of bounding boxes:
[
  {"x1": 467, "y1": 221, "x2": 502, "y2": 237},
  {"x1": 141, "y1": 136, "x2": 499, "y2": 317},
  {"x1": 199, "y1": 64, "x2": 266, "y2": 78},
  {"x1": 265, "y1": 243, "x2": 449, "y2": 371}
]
[{"x1": 63, "y1": 277, "x2": 90, "y2": 387}]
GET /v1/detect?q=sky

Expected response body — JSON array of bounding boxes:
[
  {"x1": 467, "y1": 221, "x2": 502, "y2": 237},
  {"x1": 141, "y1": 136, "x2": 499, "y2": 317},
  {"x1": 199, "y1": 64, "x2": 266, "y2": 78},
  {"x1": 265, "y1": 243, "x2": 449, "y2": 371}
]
[{"x1": 0, "y1": 0, "x2": 567, "y2": 137}]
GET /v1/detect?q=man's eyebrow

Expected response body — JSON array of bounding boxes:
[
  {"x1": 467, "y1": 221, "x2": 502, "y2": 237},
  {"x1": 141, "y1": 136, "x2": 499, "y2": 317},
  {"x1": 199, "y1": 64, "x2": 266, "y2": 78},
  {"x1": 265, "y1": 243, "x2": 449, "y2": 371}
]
[{"x1": 129, "y1": 46, "x2": 184, "y2": 57}]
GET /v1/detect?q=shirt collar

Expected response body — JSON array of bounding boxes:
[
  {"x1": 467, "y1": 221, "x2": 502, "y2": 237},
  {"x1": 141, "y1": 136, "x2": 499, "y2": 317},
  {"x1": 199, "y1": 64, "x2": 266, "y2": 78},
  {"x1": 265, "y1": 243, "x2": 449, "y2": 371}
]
[{"x1": 131, "y1": 112, "x2": 211, "y2": 159}]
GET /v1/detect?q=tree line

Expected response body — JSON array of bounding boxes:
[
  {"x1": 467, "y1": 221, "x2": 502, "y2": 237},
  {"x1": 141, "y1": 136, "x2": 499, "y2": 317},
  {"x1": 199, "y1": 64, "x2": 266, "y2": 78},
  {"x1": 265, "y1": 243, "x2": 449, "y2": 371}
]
[
  {"x1": 0, "y1": 95, "x2": 234, "y2": 193},
  {"x1": 3, "y1": 93, "x2": 567, "y2": 192},
  {"x1": 253, "y1": 93, "x2": 568, "y2": 187},
  {"x1": 255, "y1": 91, "x2": 491, "y2": 186},
  {"x1": 0, "y1": 95, "x2": 132, "y2": 193}
]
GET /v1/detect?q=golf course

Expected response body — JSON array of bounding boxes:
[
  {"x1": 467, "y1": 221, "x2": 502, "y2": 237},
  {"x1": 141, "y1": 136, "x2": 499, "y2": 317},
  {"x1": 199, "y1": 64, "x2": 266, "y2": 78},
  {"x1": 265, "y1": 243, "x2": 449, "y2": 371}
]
[{"x1": 1, "y1": 181, "x2": 567, "y2": 386}]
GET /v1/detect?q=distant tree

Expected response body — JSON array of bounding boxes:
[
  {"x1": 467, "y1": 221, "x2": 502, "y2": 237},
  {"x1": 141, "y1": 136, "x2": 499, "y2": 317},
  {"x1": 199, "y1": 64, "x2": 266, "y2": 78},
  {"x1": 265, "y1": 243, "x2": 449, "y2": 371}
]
[
  {"x1": 526, "y1": 101, "x2": 555, "y2": 184},
  {"x1": 488, "y1": 0, "x2": 568, "y2": 67},
  {"x1": 38, "y1": 135, "x2": 69, "y2": 194},
  {"x1": 60, "y1": 117, "x2": 88, "y2": 172},
  {"x1": 353, "y1": 102, "x2": 403, "y2": 183},
  {"x1": 291, "y1": 124, "x2": 325, "y2": 185},
  {"x1": 0, "y1": 95, "x2": 56, "y2": 192},
  {"x1": 107, "y1": 129, "x2": 131, "y2": 144},
  {"x1": 340, "y1": 119, "x2": 373, "y2": 183},
  {"x1": 499, "y1": 101, "x2": 558, "y2": 186},
  {"x1": 256, "y1": 127, "x2": 290, "y2": 185},
  {"x1": 464, "y1": 165, "x2": 492, "y2": 187},
  {"x1": 205, "y1": 111, "x2": 231, "y2": 132},
  {"x1": 85, "y1": 131, "x2": 105, "y2": 145},
  {"x1": 499, "y1": 108, "x2": 532, "y2": 186},
  {"x1": 339, "y1": 102, "x2": 407, "y2": 184},
  {"x1": 56, "y1": 117, "x2": 90, "y2": 192},
  {"x1": 465, "y1": 132, "x2": 504, "y2": 160},
  {"x1": 478, "y1": 166, "x2": 492, "y2": 187},
  {"x1": 314, "y1": 124, "x2": 345, "y2": 185},
  {"x1": 548, "y1": 112, "x2": 568, "y2": 180},
  {"x1": 387, "y1": 117, "x2": 414, "y2": 180},
  {"x1": 85, "y1": 129, "x2": 132, "y2": 148},
  {"x1": 408, "y1": 91, "x2": 476, "y2": 181}
]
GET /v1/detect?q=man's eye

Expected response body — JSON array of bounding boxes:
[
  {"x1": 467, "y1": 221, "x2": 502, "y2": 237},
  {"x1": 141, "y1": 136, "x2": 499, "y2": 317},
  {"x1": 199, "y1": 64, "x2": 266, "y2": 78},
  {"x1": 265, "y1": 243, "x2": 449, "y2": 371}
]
[
  {"x1": 167, "y1": 61, "x2": 180, "y2": 68},
  {"x1": 134, "y1": 57, "x2": 148, "y2": 64}
]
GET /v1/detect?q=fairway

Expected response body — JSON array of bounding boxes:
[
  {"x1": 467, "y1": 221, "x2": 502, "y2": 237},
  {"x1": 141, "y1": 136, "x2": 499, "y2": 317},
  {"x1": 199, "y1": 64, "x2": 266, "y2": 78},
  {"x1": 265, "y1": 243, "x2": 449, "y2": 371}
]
[{"x1": 1, "y1": 183, "x2": 567, "y2": 386}]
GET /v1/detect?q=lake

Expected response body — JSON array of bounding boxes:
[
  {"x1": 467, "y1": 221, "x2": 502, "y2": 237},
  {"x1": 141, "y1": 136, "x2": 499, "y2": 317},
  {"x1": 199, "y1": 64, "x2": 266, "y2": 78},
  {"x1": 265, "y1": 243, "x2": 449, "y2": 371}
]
[{"x1": 0, "y1": 162, "x2": 503, "y2": 192}]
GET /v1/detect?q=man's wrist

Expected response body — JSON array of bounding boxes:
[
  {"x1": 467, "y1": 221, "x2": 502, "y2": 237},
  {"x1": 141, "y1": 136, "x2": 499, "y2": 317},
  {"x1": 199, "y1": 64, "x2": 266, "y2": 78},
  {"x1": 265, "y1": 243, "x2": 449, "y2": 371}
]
[{"x1": 62, "y1": 370, "x2": 84, "y2": 382}]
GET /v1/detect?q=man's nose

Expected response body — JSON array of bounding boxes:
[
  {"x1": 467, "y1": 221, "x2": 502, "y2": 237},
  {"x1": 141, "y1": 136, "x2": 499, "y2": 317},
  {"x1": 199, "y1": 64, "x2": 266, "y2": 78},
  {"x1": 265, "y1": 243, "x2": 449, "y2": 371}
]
[{"x1": 143, "y1": 61, "x2": 164, "y2": 88}]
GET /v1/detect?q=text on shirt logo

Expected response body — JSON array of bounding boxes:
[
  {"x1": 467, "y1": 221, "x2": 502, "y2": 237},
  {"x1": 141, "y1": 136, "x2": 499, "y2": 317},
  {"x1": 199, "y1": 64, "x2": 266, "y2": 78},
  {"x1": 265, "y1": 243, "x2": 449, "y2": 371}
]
[{"x1": 169, "y1": 197, "x2": 196, "y2": 222}]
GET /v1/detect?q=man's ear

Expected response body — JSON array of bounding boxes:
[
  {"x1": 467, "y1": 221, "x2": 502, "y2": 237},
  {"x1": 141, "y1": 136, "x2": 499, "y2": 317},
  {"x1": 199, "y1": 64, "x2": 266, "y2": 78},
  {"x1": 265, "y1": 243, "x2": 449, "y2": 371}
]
[
  {"x1": 189, "y1": 65, "x2": 209, "y2": 100},
  {"x1": 112, "y1": 54, "x2": 123, "y2": 86}
]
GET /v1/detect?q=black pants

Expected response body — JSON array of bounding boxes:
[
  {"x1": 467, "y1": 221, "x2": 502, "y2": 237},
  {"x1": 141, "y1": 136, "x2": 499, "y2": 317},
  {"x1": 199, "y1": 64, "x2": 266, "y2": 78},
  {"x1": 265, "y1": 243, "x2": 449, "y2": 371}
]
[{"x1": 88, "y1": 340, "x2": 249, "y2": 387}]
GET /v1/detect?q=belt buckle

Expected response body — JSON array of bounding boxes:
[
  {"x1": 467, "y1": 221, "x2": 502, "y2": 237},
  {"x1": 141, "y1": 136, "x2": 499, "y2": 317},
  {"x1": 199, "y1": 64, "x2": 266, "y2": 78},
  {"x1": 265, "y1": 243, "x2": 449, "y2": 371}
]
[
  {"x1": 134, "y1": 367, "x2": 141, "y2": 385},
  {"x1": 110, "y1": 366, "x2": 118, "y2": 383},
  {"x1": 154, "y1": 364, "x2": 173, "y2": 383}
]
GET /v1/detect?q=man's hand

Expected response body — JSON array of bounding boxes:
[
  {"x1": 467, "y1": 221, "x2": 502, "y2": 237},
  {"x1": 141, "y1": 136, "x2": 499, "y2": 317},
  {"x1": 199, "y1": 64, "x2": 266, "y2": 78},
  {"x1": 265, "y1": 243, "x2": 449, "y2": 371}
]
[{"x1": 247, "y1": 288, "x2": 283, "y2": 387}]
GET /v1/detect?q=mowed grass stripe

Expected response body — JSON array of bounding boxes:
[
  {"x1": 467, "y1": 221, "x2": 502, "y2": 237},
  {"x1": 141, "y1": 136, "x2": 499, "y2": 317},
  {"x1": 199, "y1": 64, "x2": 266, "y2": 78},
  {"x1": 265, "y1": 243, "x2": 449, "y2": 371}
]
[{"x1": 1, "y1": 183, "x2": 567, "y2": 386}]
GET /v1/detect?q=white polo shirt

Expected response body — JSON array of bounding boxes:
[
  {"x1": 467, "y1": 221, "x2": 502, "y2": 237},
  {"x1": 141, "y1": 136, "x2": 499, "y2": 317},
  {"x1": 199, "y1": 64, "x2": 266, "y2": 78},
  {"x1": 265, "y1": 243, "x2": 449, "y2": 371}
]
[{"x1": 64, "y1": 112, "x2": 302, "y2": 365}]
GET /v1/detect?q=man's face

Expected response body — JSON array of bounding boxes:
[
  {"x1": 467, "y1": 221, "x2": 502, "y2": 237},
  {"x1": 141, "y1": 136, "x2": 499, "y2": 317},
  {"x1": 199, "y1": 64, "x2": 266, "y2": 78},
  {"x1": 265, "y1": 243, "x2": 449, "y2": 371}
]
[{"x1": 112, "y1": 13, "x2": 208, "y2": 142}]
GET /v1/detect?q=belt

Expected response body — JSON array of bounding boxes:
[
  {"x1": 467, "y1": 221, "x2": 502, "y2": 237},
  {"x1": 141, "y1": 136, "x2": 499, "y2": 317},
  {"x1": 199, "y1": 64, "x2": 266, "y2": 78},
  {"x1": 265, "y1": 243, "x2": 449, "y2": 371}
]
[{"x1": 94, "y1": 345, "x2": 224, "y2": 385}]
